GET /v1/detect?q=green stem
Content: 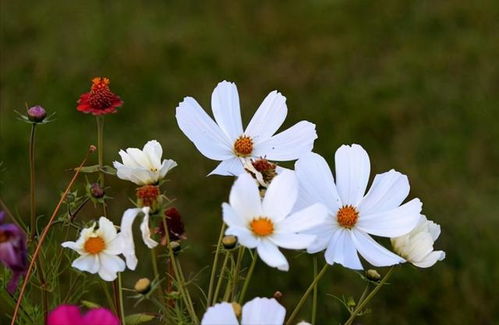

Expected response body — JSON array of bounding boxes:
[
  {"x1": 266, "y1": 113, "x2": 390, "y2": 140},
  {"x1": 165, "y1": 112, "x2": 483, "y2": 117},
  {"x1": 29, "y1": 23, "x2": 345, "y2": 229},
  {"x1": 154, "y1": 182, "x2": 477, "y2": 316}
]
[
  {"x1": 344, "y1": 266, "x2": 395, "y2": 325},
  {"x1": 238, "y1": 251, "x2": 257, "y2": 304},
  {"x1": 311, "y1": 256, "x2": 318, "y2": 325},
  {"x1": 286, "y1": 264, "x2": 329, "y2": 325},
  {"x1": 231, "y1": 247, "x2": 245, "y2": 301},
  {"x1": 207, "y1": 222, "x2": 226, "y2": 306},
  {"x1": 213, "y1": 251, "x2": 230, "y2": 304},
  {"x1": 223, "y1": 253, "x2": 236, "y2": 302},
  {"x1": 29, "y1": 124, "x2": 37, "y2": 239},
  {"x1": 175, "y1": 257, "x2": 197, "y2": 323},
  {"x1": 117, "y1": 273, "x2": 126, "y2": 325},
  {"x1": 96, "y1": 116, "x2": 107, "y2": 217}
]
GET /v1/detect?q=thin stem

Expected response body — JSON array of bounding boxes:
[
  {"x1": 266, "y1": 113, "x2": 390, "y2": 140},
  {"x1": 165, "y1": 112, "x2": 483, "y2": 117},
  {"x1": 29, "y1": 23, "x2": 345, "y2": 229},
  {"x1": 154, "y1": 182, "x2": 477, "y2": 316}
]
[
  {"x1": 96, "y1": 116, "x2": 107, "y2": 217},
  {"x1": 238, "y1": 251, "x2": 257, "y2": 304},
  {"x1": 11, "y1": 147, "x2": 94, "y2": 325},
  {"x1": 207, "y1": 222, "x2": 226, "y2": 306},
  {"x1": 344, "y1": 266, "x2": 395, "y2": 325},
  {"x1": 286, "y1": 264, "x2": 329, "y2": 325},
  {"x1": 231, "y1": 247, "x2": 245, "y2": 301},
  {"x1": 213, "y1": 251, "x2": 230, "y2": 305},
  {"x1": 223, "y1": 253, "x2": 236, "y2": 302},
  {"x1": 311, "y1": 256, "x2": 318, "y2": 325},
  {"x1": 356, "y1": 284, "x2": 370, "y2": 308},
  {"x1": 175, "y1": 257, "x2": 197, "y2": 323},
  {"x1": 29, "y1": 124, "x2": 37, "y2": 240},
  {"x1": 117, "y1": 273, "x2": 126, "y2": 325}
]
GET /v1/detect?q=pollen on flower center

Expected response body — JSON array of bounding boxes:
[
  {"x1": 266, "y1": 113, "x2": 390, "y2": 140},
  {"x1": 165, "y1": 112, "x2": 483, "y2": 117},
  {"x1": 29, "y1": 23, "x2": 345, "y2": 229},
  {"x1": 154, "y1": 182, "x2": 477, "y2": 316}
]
[
  {"x1": 336, "y1": 205, "x2": 359, "y2": 229},
  {"x1": 84, "y1": 236, "x2": 106, "y2": 254},
  {"x1": 250, "y1": 217, "x2": 274, "y2": 236},
  {"x1": 234, "y1": 136, "x2": 253, "y2": 157},
  {"x1": 88, "y1": 77, "x2": 115, "y2": 109}
]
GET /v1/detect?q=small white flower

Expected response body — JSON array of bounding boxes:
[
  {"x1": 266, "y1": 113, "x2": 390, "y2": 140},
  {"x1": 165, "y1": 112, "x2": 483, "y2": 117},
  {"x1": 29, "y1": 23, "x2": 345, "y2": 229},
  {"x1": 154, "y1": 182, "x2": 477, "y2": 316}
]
[
  {"x1": 294, "y1": 145, "x2": 422, "y2": 270},
  {"x1": 391, "y1": 215, "x2": 445, "y2": 268},
  {"x1": 119, "y1": 207, "x2": 158, "y2": 270},
  {"x1": 113, "y1": 140, "x2": 177, "y2": 185},
  {"x1": 223, "y1": 170, "x2": 327, "y2": 271},
  {"x1": 62, "y1": 217, "x2": 125, "y2": 281},
  {"x1": 201, "y1": 297, "x2": 286, "y2": 325},
  {"x1": 176, "y1": 81, "x2": 317, "y2": 176}
]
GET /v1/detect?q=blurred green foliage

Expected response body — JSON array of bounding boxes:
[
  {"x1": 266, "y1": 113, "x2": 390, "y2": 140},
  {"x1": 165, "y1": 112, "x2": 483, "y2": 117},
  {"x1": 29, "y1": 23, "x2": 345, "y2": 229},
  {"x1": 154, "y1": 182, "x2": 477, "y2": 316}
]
[{"x1": 1, "y1": 0, "x2": 498, "y2": 324}]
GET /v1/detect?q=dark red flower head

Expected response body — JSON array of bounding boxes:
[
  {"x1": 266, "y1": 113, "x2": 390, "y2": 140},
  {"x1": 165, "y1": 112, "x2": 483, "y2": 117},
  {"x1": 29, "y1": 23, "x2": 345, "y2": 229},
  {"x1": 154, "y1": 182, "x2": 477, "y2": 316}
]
[
  {"x1": 156, "y1": 207, "x2": 186, "y2": 244},
  {"x1": 77, "y1": 77, "x2": 123, "y2": 115}
]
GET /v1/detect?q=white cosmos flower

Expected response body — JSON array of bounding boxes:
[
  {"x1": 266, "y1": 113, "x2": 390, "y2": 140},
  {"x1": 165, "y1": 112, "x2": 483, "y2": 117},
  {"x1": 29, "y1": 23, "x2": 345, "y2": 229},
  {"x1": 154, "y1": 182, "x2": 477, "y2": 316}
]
[
  {"x1": 201, "y1": 297, "x2": 286, "y2": 325},
  {"x1": 61, "y1": 217, "x2": 125, "y2": 281},
  {"x1": 176, "y1": 81, "x2": 317, "y2": 176},
  {"x1": 113, "y1": 140, "x2": 177, "y2": 185},
  {"x1": 391, "y1": 215, "x2": 445, "y2": 268},
  {"x1": 294, "y1": 145, "x2": 422, "y2": 270},
  {"x1": 119, "y1": 207, "x2": 158, "y2": 270},
  {"x1": 223, "y1": 170, "x2": 327, "y2": 271}
]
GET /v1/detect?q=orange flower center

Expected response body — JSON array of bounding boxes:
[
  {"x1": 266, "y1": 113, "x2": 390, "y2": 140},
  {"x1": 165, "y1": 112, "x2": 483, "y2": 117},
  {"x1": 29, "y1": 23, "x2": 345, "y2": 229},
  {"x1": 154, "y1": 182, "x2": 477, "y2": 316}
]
[
  {"x1": 250, "y1": 217, "x2": 274, "y2": 236},
  {"x1": 336, "y1": 205, "x2": 359, "y2": 229},
  {"x1": 84, "y1": 236, "x2": 106, "y2": 254},
  {"x1": 234, "y1": 136, "x2": 253, "y2": 157}
]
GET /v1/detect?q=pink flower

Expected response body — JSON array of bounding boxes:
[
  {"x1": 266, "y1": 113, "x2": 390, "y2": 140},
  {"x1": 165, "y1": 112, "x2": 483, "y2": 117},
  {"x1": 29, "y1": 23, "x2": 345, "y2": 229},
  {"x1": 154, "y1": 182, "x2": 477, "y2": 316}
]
[
  {"x1": 47, "y1": 305, "x2": 119, "y2": 325},
  {"x1": 0, "y1": 211, "x2": 27, "y2": 294}
]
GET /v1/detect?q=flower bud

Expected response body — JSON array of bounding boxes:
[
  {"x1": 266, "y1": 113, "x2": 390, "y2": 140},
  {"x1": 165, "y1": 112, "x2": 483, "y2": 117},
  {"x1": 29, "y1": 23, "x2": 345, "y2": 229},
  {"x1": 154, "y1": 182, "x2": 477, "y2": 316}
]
[
  {"x1": 27, "y1": 105, "x2": 47, "y2": 123},
  {"x1": 231, "y1": 302, "x2": 242, "y2": 318},
  {"x1": 90, "y1": 183, "x2": 105, "y2": 199},
  {"x1": 169, "y1": 241, "x2": 181, "y2": 255},
  {"x1": 273, "y1": 290, "x2": 283, "y2": 302},
  {"x1": 222, "y1": 235, "x2": 237, "y2": 250},
  {"x1": 136, "y1": 185, "x2": 160, "y2": 210},
  {"x1": 366, "y1": 269, "x2": 381, "y2": 282},
  {"x1": 134, "y1": 278, "x2": 151, "y2": 294}
]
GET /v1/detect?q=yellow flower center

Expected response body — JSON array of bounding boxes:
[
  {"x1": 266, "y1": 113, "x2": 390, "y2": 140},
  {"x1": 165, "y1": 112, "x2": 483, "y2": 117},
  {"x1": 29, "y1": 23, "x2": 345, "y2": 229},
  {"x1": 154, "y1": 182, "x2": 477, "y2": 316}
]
[
  {"x1": 84, "y1": 236, "x2": 106, "y2": 254},
  {"x1": 234, "y1": 136, "x2": 253, "y2": 157},
  {"x1": 336, "y1": 205, "x2": 359, "y2": 229},
  {"x1": 250, "y1": 217, "x2": 274, "y2": 236}
]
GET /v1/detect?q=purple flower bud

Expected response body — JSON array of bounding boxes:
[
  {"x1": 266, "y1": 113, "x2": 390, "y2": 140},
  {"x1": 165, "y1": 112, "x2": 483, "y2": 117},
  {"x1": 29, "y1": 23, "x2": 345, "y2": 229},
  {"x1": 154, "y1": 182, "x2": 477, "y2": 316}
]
[
  {"x1": 0, "y1": 211, "x2": 28, "y2": 294},
  {"x1": 90, "y1": 183, "x2": 105, "y2": 198},
  {"x1": 27, "y1": 105, "x2": 47, "y2": 123}
]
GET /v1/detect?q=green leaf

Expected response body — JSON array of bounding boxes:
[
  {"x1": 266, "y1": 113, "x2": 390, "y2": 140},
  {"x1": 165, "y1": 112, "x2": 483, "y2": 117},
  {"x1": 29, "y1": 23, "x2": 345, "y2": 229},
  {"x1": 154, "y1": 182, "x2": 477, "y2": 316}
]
[
  {"x1": 124, "y1": 313, "x2": 156, "y2": 324},
  {"x1": 81, "y1": 300, "x2": 101, "y2": 309},
  {"x1": 76, "y1": 165, "x2": 117, "y2": 175}
]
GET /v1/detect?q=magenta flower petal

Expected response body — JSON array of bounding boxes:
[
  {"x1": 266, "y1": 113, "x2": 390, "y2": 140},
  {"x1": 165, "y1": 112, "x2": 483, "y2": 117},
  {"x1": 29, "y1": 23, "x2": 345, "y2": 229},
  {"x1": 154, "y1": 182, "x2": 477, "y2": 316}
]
[
  {"x1": 82, "y1": 308, "x2": 120, "y2": 325},
  {"x1": 47, "y1": 305, "x2": 82, "y2": 325}
]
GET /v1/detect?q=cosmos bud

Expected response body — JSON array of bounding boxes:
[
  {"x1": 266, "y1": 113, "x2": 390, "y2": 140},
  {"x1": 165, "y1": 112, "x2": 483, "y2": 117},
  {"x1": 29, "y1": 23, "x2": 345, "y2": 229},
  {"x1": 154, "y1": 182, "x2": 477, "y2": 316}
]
[
  {"x1": 222, "y1": 235, "x2": 237, "y2": 250},
  {"x1": 134, "y1": 278, "x2": 151, "y2": 294},
  {"x1": 27, "y1": 105, "x2": 47, "y2": 123}
]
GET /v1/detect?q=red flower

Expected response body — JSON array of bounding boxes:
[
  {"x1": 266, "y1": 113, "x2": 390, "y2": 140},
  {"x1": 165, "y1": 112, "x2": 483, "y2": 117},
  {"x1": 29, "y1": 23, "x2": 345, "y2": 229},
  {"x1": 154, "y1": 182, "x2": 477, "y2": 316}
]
[{"x1": 77, "y1": 77, "x2": 123, "y2": 115}]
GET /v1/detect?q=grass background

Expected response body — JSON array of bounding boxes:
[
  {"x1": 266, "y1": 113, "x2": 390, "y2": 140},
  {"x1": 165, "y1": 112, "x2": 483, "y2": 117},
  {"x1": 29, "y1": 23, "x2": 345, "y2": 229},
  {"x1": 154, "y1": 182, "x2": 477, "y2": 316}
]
[{"x1": 1, "y1": 0, "x2": 498, "y2": 324}]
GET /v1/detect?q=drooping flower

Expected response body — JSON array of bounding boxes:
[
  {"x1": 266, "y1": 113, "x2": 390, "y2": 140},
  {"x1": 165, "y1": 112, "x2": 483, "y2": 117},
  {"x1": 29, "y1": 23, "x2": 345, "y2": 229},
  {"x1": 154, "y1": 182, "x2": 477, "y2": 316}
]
[
  {"x1": 47, "y1": 305, "x2": 119, "y2": 325},
  {"x1": 294, "y1": 145, "x2": 422, "y2": 270},
  {"x1": 77, "y1": 77, "x2": 123, "y2": 115},
  {"x1": 61, "y1": 217, "x2": 125, "y2": 281},
  {"x1": 119, "y1": 207, "x2": 158, "y2": 270},
  {"x1": 0, "y1": 211, "x2": 28, "y2": 294},
  {"x1": 223, "y1": 171, "x2": 327, "y2": 271},
  {"x1": 156, "y1": 207, "x2": 186, "y2": 245},
  {"x1": 201, "y1": 297, "x2": 286, "y2": 325},
  {"x1": 176, "y1": 81, "x2": 317, "y2": 176},
  {"x1": 113, "y1": 140, "x2": 177, "y2": 185},
  {"x1": 391, "y1": 215, "x2": 446, "y2": 268}
]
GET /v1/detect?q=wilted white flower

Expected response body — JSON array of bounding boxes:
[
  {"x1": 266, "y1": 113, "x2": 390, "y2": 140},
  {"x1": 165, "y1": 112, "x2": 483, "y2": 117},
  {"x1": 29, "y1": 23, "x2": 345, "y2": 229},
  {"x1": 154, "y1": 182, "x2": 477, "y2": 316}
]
[
  {"x1": 176, "y1": 81, "x2": 317, "y2": 176},
  {"x1": 391, "y1": 215, "x2": 445, "y2": 268},
  {"x1": 62, "y1": 217, "x2": 125, "y2": 281},
  {"x1": 119, "y1": 207, "x2": 158, "y2": 270},
  {"x1": 294, "y1": 145, "x2": 422, "y2": 270},
  {"x1": 201, "y1": 297, "x2": 286, "y2": 325},
  {"x1": 113, "y1": 140, "x2": 177, "y2": 185},
  {"x1": 223, "y1": 171, "x2": 327, "y2": 271}
]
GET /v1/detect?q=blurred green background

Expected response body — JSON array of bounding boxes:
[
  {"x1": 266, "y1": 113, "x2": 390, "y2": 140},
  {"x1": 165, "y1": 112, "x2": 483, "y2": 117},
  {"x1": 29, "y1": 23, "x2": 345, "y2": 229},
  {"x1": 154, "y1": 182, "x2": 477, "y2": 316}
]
[{"x1": 1, "y1": 0, "x2": 498, "y2": 324}]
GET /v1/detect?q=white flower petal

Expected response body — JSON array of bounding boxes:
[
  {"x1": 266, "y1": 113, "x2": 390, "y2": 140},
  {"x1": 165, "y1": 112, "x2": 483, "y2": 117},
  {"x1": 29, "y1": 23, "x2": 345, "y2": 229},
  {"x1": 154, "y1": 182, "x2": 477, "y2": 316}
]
[
  {"x1": 241, "y1": 297, "x2": 286, "y2": 325},
  {"x1": 294, "y1": 152, "x2": 342, "y2": 212},
  {"x1": 245, "y1": 91, "x2": 287, "y2": 142},
  {"x1": 269, "y1": 233, "x2": 315, "y2": 250},
  {"x1": 253, "y1": 121, "x2": 317, "y2": 161},
  {"x1": 97, "y1": 217, "x2": 118, "y2": 243},
  {"x1": 97, "y1": 254, "x2": 126, "y2": 282},
  {"x1": 358, "y1": 169, "x2": 410, "y2": 215},
  {"x1": 351, "y1": 230, "x2": 404, "y2": 267},
  {"x1": 324, "y1": 229, "x2": 363, "y2": 270},
  {"x1": 140, "y1": 207, "x2": 159, "y2": 248},
  {"x1": 115, "y1": 164, "x2": 155, "y2": 185},
  {"x1": 118, "y1": 150, "x2": 140, "y2": 168},
  {"x1": 256, "y1": 240, "x2": 289, "y2": 271},
  {"x1": 127, "y1": 148, "x2": 152, "y2": 169},
  {"x1": 229, "y1": 173, "x2": 263, "y2": 222},
  {"x1": 61, "y1": 241, "x2": 84, "y2": 254},
  {"x1": 211, "y1": 81, "x2": 243, "y2": 140},
  {"x1": 413, "y1": 251, "x2": 446, "y2": 268},
  {"x1": 262, "y1": 170, "x2": 297, "y2": 222},
  {"x1": 143, "y1": 140, "x2": 163, "y2": 169},
  {"x1": 278, "y1": 203, "x2": 328, "y2": 233},
  {"x1": 209, "y1": 157, "x2": 245, "y2": 176},
  {"x1": 223, "y1": 203, "x2": 246, "y2": 228},
  {"x1": 334, "y1": 144, "x2": 370, "y2": 206},
  {"x1": 119, "y1": 208, "x2": 142, "y2": 270},
  {"x1": 176, "y1": 97, "x2": 233, "y2": 160},
  {"x1": 305, "y1": 221, "x2": 335, "y2": 254},
  {"x1": 159, "y1": 159, "x2": 177, "y2": 178},
  {"x1": 201, "y1": 302, "x2": 239, "y2": 325},
  {"x1": 356, "y1": 198, "x2": 422, "y2": 237},
  {"x1": 72, "y1": 254, "x2": 99, "y2": 274},
  {"x1": 226, "y1": 226, "x2": 259, "y2": 248}
]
